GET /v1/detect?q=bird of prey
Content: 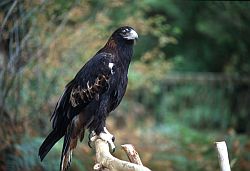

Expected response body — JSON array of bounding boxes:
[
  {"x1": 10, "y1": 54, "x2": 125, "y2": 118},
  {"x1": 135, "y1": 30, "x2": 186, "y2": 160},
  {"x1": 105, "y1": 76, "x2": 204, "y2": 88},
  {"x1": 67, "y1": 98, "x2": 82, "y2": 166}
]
[{"x1": 38, "y1": 26, "x2": 138, "y2": 171}]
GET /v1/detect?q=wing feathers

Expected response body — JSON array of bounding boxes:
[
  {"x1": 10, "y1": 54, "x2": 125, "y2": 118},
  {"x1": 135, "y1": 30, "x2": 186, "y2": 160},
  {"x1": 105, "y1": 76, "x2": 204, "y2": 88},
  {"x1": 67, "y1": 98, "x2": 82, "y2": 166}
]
[
  {"x1": 70, "y1": 75, "x2": 109, "y2": 107},
  {"x1": 39, "y1": 52, "x2": 116, "y2": 165},
  {"x1": 39, "y1": 129, "x2": 63, "y2": 161}
]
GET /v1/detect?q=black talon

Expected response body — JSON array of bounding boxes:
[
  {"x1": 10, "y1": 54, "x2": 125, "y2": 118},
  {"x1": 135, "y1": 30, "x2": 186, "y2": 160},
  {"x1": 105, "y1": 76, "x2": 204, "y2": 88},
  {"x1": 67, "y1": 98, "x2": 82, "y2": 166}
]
[
  {"x1": 88, "y1": 132, "x2": 93, "y2": 148},
  {"x1": 112, "y1": 147, "x2": 115, "y2": 153},
  {"x1": 88, "y1": 140, "x2": 93, "y2": 148},
  {"x1": 88, "y1": 132, "x2": 91, "y2": 139}
]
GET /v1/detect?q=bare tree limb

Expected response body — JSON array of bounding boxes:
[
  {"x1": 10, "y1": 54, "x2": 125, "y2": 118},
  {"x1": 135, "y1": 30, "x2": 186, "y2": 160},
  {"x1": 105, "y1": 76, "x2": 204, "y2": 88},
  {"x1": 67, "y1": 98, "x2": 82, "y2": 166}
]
[
  {"x1": 215, "y1": 141, "x2": 231, "y2": 171},
  {"x1": 121, "y1": 144, "x2": 143, "y2": 166},
  {"x1": 94, "y1": 139, "x2": 151, "y2": 171}
]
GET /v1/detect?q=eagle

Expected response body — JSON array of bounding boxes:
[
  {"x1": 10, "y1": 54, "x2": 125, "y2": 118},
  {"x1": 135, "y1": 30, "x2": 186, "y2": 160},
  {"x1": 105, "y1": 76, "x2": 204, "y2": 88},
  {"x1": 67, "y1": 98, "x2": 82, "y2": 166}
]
[{"x1": 38, "y1": 26, "x2": 138, "y2": 171}]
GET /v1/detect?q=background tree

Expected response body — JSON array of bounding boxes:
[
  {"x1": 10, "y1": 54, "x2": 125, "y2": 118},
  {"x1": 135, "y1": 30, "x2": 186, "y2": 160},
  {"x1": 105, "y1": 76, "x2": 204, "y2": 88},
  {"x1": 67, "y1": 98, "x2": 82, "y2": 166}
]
[{"x1": 0, "y1": 1, "x2": 249, "y2": 171}]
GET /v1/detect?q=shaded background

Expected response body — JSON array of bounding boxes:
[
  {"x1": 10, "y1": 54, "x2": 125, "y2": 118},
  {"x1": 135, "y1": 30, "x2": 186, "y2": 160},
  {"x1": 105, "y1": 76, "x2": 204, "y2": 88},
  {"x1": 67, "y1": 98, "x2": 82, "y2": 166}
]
[{"x1": 1, "y1": 0, "x2": 250, "y2": 170}]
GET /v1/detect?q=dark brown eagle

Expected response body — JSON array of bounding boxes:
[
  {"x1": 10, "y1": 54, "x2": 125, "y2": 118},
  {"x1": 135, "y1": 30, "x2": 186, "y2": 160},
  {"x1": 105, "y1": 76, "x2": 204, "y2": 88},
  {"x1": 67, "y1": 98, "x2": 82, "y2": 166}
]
[{"x1": 38, "y1": 26, "x2": 138, "y2": 171}]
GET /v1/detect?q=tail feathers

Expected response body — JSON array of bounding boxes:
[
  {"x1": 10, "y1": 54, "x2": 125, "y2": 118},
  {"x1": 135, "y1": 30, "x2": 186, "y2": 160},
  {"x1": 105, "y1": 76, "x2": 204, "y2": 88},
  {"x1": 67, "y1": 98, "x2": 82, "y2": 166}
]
[
  {"x1": 61, "y1": 148, "x2": 73, "y2": 171},
  {"x1": 60, "y1": 123, "x2": 74, "y2": 171},
  {"x1": 39, "y1": 129, "x2": 63, "y2": 161}
]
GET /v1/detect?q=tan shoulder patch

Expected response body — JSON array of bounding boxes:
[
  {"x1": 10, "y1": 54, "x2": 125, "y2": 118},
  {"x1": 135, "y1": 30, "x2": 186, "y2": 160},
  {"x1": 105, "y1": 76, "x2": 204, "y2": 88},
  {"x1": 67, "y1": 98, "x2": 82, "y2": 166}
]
[{"x1": 70, "y1": 75, "x2": 110, "y2": 107}]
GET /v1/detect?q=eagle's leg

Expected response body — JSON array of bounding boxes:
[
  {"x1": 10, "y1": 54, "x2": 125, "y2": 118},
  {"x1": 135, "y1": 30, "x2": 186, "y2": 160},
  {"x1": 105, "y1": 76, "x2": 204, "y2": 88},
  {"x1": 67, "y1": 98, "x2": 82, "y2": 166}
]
[{"x1": 89, "y1": 127, "x2": 116, "y2": 152}]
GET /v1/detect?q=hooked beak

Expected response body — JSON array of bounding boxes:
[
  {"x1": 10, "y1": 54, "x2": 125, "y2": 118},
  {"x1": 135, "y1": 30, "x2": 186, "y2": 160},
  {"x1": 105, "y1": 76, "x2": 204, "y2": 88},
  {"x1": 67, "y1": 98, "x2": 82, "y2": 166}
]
[{"x1": 124, "y1": 29, "x2": 139, "y2": 40}]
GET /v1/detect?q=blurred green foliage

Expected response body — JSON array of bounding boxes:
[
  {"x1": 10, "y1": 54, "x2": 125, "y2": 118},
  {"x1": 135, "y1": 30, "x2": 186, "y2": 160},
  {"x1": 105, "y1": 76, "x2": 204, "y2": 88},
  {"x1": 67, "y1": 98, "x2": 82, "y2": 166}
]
[
  {"x1": 144, "y1": 1, "x2": 250, "y2": 73},
  {"x1": 0, "y1": 0, "x2": 250, "y2": 171}
]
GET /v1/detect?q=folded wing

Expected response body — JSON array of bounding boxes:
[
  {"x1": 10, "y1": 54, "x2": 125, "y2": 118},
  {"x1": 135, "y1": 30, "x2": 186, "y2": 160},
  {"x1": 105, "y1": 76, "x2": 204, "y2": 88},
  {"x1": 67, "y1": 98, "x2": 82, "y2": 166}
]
[{"x1": 39, "y1": 52, "x2": 115, "y2": 161}]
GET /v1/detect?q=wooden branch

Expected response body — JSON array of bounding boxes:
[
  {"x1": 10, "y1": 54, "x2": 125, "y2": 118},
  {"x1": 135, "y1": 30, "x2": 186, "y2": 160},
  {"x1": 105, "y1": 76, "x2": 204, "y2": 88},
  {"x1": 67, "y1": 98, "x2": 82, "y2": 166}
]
[
  {"x1": 94, "y1": 139, "x2": 151, "y2": 171},
  {"x1": 121, "y1": 144, "x2": 143, "y2": 165},
  {"x1": 215, "y1": 141, "x2": 231, "y2": 171}
]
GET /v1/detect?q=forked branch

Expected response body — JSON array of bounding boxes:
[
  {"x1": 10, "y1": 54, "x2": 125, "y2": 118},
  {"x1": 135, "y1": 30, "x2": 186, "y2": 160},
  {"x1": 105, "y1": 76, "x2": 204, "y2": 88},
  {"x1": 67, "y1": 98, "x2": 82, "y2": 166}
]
[{"x1": 93, "y1": 139, "x2": 151, "y2": 171}]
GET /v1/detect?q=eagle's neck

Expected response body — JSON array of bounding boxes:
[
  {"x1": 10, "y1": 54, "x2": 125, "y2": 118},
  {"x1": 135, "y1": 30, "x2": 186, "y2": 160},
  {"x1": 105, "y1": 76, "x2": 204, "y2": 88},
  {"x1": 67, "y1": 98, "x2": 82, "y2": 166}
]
[
  {"x1": 101, "y1": 38, "x2": 134, "y2": 70},
  {"x1": 117, "y1": 43, "x2": 133, "y2": 69}
]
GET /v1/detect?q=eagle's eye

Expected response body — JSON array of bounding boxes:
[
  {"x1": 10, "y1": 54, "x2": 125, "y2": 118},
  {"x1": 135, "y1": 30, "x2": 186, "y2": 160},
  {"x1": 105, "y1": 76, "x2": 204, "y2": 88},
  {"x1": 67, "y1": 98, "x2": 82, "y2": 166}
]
[
  {"x1": 121, "y1": 28, "x2": 130, "y2": 34},
  {"x1": 120, "y1": 28, "x2": 138, "y2": 40},
  {"x1": 114, "y1": 26, "x2": 138, "y2": 40}
]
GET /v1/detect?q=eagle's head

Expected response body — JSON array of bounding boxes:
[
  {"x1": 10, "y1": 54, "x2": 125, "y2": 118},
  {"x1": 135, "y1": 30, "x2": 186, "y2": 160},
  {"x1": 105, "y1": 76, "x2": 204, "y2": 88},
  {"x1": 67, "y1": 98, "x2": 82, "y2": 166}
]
[{"x1": 111, "y1": 26, "x2": 138, "y2": 44}]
